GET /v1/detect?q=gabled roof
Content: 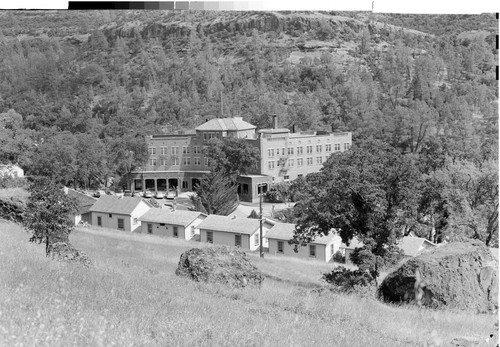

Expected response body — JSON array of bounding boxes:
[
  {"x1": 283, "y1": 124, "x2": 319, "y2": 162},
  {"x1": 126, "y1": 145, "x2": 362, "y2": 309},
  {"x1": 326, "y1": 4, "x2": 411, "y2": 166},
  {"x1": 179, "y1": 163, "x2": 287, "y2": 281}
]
[
  {"x1": 397, "y1": 236, "x2": 436, "y2": 257},
  {"x1": 64, "y1": 188, "x2": 97, "y2": 215},
  {"x1": 198, "y1": 214, "x2": 260, "y2": 235},
  {"x1": 340, "y1": 237, "x2": 364, "y2": 250},
  {"x1": 195, "y1": 117, "x2": 256, "y2": 132},
  {"x1": 265, "y1": 223, "x2": 339, "y2": 245},
  {"x1": 139, "y1": 209, "x2": 206, "y2": 227},
  {"x1": 89, "y1": 195, "x2": 148, "y2": 215}
]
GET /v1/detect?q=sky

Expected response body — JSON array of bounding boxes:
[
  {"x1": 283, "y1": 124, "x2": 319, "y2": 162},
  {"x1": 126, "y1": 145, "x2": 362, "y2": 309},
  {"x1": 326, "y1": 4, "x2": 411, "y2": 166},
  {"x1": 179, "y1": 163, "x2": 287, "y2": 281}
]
[{"x1": 1, "y1": 0, "x2": 499, "y2": 13}]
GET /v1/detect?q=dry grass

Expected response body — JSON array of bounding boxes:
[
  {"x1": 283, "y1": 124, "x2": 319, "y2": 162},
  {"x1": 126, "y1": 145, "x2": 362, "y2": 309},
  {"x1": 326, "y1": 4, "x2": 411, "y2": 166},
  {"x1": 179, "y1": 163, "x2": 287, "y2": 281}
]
[{"x1": 0, "y1": 220, "x2": 496, "y2": 346}]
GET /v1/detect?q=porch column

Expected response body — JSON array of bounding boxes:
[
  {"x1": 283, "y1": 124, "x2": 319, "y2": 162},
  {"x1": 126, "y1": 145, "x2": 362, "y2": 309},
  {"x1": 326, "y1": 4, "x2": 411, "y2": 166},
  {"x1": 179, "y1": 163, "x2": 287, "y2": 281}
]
[{"x1": 154, "y1": 178, "x2": 158, "y2": 192}]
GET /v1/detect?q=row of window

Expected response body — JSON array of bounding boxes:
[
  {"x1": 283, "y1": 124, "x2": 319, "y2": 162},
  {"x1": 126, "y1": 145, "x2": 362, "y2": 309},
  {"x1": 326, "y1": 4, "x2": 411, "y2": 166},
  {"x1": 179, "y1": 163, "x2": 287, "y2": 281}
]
[
  {"x1": 205, "y1": 232, "x2": 260, "y2": 247},
  {"x1": 268, "y1": 156, "x2": 326, "y2": 169},
  {"x1": 149, "y1": 146, "x2": 204, "y2": 156},
  {"x1": 149, "y1": 157, "x2": 209, "y2": 167},
  {"x1": 276, "y1": 241, "x2": 317, "y2": 257},
  {"x1": 146, "y1": 224, "x2": 196, "y2": 238},
  {"x1": 267, "y1": 143, "x2": 350, "y2": 157}
]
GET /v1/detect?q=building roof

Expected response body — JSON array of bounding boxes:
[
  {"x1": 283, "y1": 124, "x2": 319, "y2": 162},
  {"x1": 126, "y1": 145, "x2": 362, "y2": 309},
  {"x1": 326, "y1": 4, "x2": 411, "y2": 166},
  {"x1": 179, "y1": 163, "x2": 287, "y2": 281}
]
[
  {"x1": 340, "y1": 237, "x2": 364, "y2": 250},
  {"x1": 89, "y1": 195, "x2": 148, "y2": 215},
  {"x1": 65, "y1": 188, "x2": 97, "y2": 215},
  {"x1": 397, "y1": 236, "x2": 437, "y2": 257},
  {"x1": 198, "y1": 214, "x2": 260, "y2": 235},
  {"x1": 139, "y1": 209, "x2": 206, "y2": 227},
  {"x1": 265, "y1": 223, "x2": 339, "y2": 245},
  {"x1": 195, "y1": 117, "x2": 256, "y2": 132}
]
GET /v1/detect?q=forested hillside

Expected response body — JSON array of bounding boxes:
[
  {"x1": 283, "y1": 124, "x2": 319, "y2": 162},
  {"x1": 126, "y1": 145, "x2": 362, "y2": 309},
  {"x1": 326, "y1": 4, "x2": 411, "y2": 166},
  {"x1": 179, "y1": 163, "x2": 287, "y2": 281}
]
[{"x1": 0, "y1": 10, "x2": 497, "y2": 190}]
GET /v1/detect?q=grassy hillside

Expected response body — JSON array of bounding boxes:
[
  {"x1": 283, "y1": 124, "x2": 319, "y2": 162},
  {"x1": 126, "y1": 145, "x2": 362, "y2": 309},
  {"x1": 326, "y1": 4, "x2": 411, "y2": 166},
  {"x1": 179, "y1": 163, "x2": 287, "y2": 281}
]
[{"x1": 0, "y1": 220, "x2": 496, "y2": 346}]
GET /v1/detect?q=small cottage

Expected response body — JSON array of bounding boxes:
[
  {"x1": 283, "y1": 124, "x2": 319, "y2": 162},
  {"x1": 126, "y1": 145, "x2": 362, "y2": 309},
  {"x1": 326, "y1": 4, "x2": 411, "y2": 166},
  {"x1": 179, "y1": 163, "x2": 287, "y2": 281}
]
[
  {"x1": 139, "y1": 208, "x2": 207, "y2": 240},
  {"x1": 198, "y1": 215, "x2": 272, "y2": 251},
  {"x1": 89, "y1": 195, "x2": 151, "y2": 232},
  {"x1": 0, "y1": 163, "x2": 24, "y2": 178},
  {"x1": 397, "y1": 236, "x2": 437, "y2": 257},
  {"x1": 266, "y1": 223, "x2": 341, "y2": 262},
  {"x1": 339, "y1": 237, "x2": 364, "y2": 265},
  {"x1": 64, "y1": 187, "x2": 97, "y2": 225}
]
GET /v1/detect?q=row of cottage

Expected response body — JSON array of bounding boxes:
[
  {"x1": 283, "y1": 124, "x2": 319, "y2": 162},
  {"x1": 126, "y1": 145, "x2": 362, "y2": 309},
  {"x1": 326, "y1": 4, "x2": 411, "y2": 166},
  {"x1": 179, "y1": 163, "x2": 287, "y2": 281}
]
[{"x1": 73, "y1": 192, "x2": 437, "y2": 263}]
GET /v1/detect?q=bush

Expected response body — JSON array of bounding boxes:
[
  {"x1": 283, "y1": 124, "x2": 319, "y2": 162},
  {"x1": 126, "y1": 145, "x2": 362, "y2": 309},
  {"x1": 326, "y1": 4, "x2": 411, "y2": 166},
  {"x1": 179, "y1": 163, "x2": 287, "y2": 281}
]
[
  {"x1": 322, "y1": 267, "x2": 377, "y2": 298},
  {"x1": 332, "y1": 250, "x2": 345, "y2": 263},
  {"x1": 0, "y1": 174, "x2": 27, "y2": 189}
]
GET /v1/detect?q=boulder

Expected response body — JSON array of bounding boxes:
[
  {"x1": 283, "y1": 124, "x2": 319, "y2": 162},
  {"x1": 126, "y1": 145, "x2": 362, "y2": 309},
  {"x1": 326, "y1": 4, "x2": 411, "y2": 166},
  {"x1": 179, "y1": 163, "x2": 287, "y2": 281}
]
[
  {"x1": 48, "y1": 242, "x2": 93, "y2": 268},
  {"x1": 175, "y1": 246, "x2": 263, "y2": 288},
  {"x1": 379, "y1": 240, "x2": 498, "y2": 313}
]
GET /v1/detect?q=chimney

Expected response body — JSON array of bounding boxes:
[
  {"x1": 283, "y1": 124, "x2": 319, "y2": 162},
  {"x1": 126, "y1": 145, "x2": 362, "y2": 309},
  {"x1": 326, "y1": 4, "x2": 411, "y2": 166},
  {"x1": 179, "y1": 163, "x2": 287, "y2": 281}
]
[
  {"x1": 272, "y1": 114, "x2": 278, "y2": 129},
  {"x1": 292, "y1": 124, "x2": 296, "y2": 133}
]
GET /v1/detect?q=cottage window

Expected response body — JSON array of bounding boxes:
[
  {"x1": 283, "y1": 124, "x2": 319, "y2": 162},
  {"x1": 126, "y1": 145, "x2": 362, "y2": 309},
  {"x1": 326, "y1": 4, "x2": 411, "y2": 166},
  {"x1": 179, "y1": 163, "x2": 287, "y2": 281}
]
[
  {"x1": 207, "y1": 231, "x2": 213, "y2": 243},
  {"x1": 235, "y1": 234, "x2": 242, "y2": 247},
  {"x1": 97, "y1": 216, "x2": 102, "y2": 227},
  {"x1": 309, "y1": 245, "x2": 316, "y2": 257},
  {"x1": 173, "y1": 226, "x2": 179, "y2": 237},
  {"x1": 133, "y1": 218, "x2": 138, "y2": 225},
  {"x1": 254, "y1": 233, "x2": 259, "y2": 246},
  {"x1": 331, "y1": 244, "x2": 334, "y2": 257},
  {"x1": 191, "y1": 226, "x2": 195, "y2": 237},
  {"x1": 109, "y1": 214, "x2": 112, "y2": 218},
  {"x1": 147, "y1": 224, "x2": 153, "y2": 234},
  {"x1": 117, "y1": 218, "x2": 124, "y2": 230},
  {"x1": 277, "y1": 241, "x2": 284, "y2": 254}
]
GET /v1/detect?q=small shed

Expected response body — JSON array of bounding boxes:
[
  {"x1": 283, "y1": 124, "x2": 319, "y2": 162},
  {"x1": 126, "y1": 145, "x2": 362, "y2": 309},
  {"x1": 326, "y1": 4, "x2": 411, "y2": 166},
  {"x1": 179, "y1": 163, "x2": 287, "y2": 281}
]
[{"x1": 139, "y1": 208, "x2": 207, "y2": 240}]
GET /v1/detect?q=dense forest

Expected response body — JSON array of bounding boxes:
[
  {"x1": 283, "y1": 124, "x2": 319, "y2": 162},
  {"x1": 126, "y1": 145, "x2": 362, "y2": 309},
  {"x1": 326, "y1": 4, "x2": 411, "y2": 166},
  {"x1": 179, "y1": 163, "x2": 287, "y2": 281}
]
[{"x1": 0, "y1": 10, "x2": 497, "y2": 246}]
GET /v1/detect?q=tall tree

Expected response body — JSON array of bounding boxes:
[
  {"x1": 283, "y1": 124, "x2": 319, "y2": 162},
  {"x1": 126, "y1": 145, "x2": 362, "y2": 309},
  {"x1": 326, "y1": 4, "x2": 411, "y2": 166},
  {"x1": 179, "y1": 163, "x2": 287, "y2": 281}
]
[{"x1": 190, "y1": 171, "x2": 239, "y2": 216}]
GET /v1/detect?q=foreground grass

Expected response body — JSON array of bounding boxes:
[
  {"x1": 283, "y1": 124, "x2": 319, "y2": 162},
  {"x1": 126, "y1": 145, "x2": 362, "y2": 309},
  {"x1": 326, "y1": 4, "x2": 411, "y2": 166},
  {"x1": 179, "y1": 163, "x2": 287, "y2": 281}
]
[{"x1": 0, "y1": 221, "x2": 496, "y2": 346}]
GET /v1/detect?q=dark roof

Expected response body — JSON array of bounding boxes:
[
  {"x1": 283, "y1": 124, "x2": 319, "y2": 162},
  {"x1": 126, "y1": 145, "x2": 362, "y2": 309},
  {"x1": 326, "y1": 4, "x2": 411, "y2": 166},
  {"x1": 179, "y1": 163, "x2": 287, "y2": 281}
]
[
  {"x1": 89, "y1": 195, "x2": 148, "y2": 215},
  {"x1": 66, "y1": 188, "x2": 97, "y2": 215},
  {"x1": 198, "y1": 215, "x2": 260, "y2": 235},
  {"x1": 265, "y1": 223, "x2": 339, "y2": 245},
  {"x1": 195, "y1": 117, "x2": 256, "y2": 132},
  {"x1": 138, "y1": 209, "x2": 206, "y2": 227}
]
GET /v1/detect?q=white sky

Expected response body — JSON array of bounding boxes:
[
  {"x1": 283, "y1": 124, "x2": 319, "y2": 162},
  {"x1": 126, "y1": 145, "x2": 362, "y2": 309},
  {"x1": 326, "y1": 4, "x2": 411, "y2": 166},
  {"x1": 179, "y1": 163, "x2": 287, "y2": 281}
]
[{"x1": 1, "y1": 0, "x2": 499, "y2": 13}]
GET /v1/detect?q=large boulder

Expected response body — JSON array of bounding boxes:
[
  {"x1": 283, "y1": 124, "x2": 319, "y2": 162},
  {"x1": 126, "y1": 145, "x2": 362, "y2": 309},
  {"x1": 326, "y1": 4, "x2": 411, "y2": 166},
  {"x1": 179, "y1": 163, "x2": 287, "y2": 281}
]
[
  {"x1": 379, "y1": 240, "x2": 498, "y2": 313},
  {"x1": 175, "y1": 246, "x2": 263, "y2": 288}
]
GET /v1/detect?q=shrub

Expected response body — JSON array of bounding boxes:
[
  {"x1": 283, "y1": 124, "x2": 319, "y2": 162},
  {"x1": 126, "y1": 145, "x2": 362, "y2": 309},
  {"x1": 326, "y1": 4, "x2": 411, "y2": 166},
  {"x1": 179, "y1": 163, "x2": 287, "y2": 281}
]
[
  {"x1": 322, "y1": 267, "x2": 377, "y2": 298},
  {"x1": 332, "y1": 250, "x2": 345, "y2": 263}
]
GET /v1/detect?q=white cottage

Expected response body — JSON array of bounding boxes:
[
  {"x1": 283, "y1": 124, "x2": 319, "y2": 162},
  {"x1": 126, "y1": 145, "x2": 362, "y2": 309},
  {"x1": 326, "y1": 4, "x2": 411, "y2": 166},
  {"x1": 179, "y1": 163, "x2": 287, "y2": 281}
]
[
  {"x1": 89, "y1": 195, "x2": 151, "y2": 232},
  {"x1": 266, "y1": 223, "x2": 341, "y2": 262},
  {"x1": 139, "y1": 209, "x2": 207, "y2": 240}
]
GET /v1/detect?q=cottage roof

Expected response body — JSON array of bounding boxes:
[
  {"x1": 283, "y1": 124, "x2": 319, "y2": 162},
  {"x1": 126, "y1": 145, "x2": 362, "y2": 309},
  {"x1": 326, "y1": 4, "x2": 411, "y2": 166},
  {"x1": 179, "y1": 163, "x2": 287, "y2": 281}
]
[
  {"x1": 139, "y1": 209, "x2": 206, "y2": 227},
  {"x1": 66, "y1": 188, "x2": 97, "y2": 215},
  {"x1": 265, "y1": 223, "x2": 339, "y2": 245},
  {"x1": 195, "y1": 117, "x2": 256, "y2": 132},
  {"x1": 198, "y1": 215, "x2": 260, "y2": 235},
  {"x1": 89, "y1": 195, "x2": 147, "y2": 215},
  {"x1": 340, "y1": 237, "x2": 364, "y2": 250},
  {"x1": 397, "y1": 236, "x2": 436, "y2": 257}
]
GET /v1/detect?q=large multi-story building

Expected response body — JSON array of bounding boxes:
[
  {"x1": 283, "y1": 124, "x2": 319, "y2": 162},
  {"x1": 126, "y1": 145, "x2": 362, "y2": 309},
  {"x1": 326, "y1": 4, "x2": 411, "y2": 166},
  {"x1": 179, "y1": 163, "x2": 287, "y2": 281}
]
[{"x1": 131, "y1": 115, "x2": 352, "y2": 203}]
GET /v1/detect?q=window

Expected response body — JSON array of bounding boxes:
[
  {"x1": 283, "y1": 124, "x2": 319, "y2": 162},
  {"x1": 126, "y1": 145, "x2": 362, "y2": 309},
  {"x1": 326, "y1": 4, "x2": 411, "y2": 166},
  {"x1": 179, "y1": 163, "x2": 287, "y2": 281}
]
[
  {"x1": 288, "y1": 147, "x2": 294, "y2": 155},
  {"x1": 326, "y1": 144, "x2": 332, "y2": 152},
  {"x1": 331, "y1": 244, "x2": 335, "y2": 257},
  {"x1": 316, "y1": 145, "x2": 322, "y2": 153},
  {"x1": 148, "y1": 147, "x2": 156, "y2": 155},
  {"x1": 191, "y1": 226, "x2": 195, "y2": 237},
  {"x1": 207, "y1": 231, "x2": 213, "y2": 243},
  {"x1": 268, "y1": 161, "x2": 275, "y2": 170},
  {"x1": 284, "y1": 175, "x2": 290, "y2": 181},
  {"x1": 277, "y1": 241, "x2": 284, "y2": 254},
  {"x1": 149, "y1": 158, "x2": 157, "y2": 166},
  {"x1": 254, "y1": 233, "x2": 259, "y2": 246},
  {"x1": 297, "y1": 147, "x2": 303, "y2": 155},
  {"x1": 147, "y1": 223, "x2": 153, "y2": 234},
  {"x1": 160, "y1": 158, "x2": 168, "y2": 166},
  {"x1": 160, "y1": 146, "x2": 168, "y2": 155},
  {"x1": 289, "y1": 159, "x2": 294, "y2": 167},
  {"x1": 242, "y1": 184, "x2": 249, "y2": 194},
  {"x1": 117, "y1": 218, "x2": 124, "y2": 230},
  {"x1": 133, "y1": 218, "x2": 138, "y2": 225},
  {"x1": 182, "y1": 181, "x2": 188, "y2": 189},
  {"x1": 193, "y1": 146, "x2": 200, "y2": 154},
  {"x1": 307, "y1": 145, "x2": 313, "y2": 154},
  {"x1": 297, "y1": 158, "x2": 303, "y2": 167},
  {"x1": 344, "y1": 143, "x2": 351, "y2": 150},
  {"x1": 334, "y1": 144, "x2": 341, "y2": 152},
  {"x1": 172, "y1": 157, "x2": 179, "y2": 165},
  {"x1": 194, "y1": 157, "x2": 201, "y2": 165},
  {"x1": 183, "y1": 157, "x2": 191, "y2": 165},
  {"x1": 160, "y1": 223, "x2": 165, "y2": 226},
  {"x1": 316, "y1": 156, "x2": 322, "y2": 164},
  {"x1": 182, "y1": 146, "x2": 190, "y2": 154},
  {"x1": 173, "y1": 226, "x2": 178, "y2": 237},
  {"x1": 307, "y1": 157, "x2": 313, "y2": 166},
  {"x1": 309, "y1": 245, "x2": 316, "y2": 257},
  {"x1": 235, "y1": 234, "x2": 242, "y2": 247},
  {"x1": 97, "y1": 216, "x2": 102, "y2": 227},
  {"x1": 109, "y1": 214, "x2": 112, "y2": 218},
  {"x1": 268, "y1": 148, "x2": 274, "y2": 157},
  {"x1": 204, "y1": 157, "x2": 209, "y2": 166},
  {"x1": 172, "y1": 146, "x2": 179, "y2": 155},
  {"x1": 282, "y1": 148, "x2": 285, "y2": 155}
]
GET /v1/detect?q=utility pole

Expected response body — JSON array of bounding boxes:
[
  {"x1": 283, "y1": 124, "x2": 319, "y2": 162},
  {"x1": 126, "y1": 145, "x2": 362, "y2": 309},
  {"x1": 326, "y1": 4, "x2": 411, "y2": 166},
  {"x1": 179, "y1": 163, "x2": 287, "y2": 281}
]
[
  {"x1": 258, "y1": 183, "x2": 265, "y2": 258},
  {"x1": 220, "y1": 90, "x2": 223, "y2": 116}
]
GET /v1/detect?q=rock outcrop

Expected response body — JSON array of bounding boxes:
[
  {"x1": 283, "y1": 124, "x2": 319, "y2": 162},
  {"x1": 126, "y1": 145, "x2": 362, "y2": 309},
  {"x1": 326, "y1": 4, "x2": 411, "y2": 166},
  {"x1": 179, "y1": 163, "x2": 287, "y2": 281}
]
[
  {"x1": 379, "y1": 240, "x2": 498, "y2": 313},
  {"x1": 175, "y1": 246, "x2": 263, "y2": 288},
  {"x1": 48, "y1": 242, "x2": 93, "y2": 268}
]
